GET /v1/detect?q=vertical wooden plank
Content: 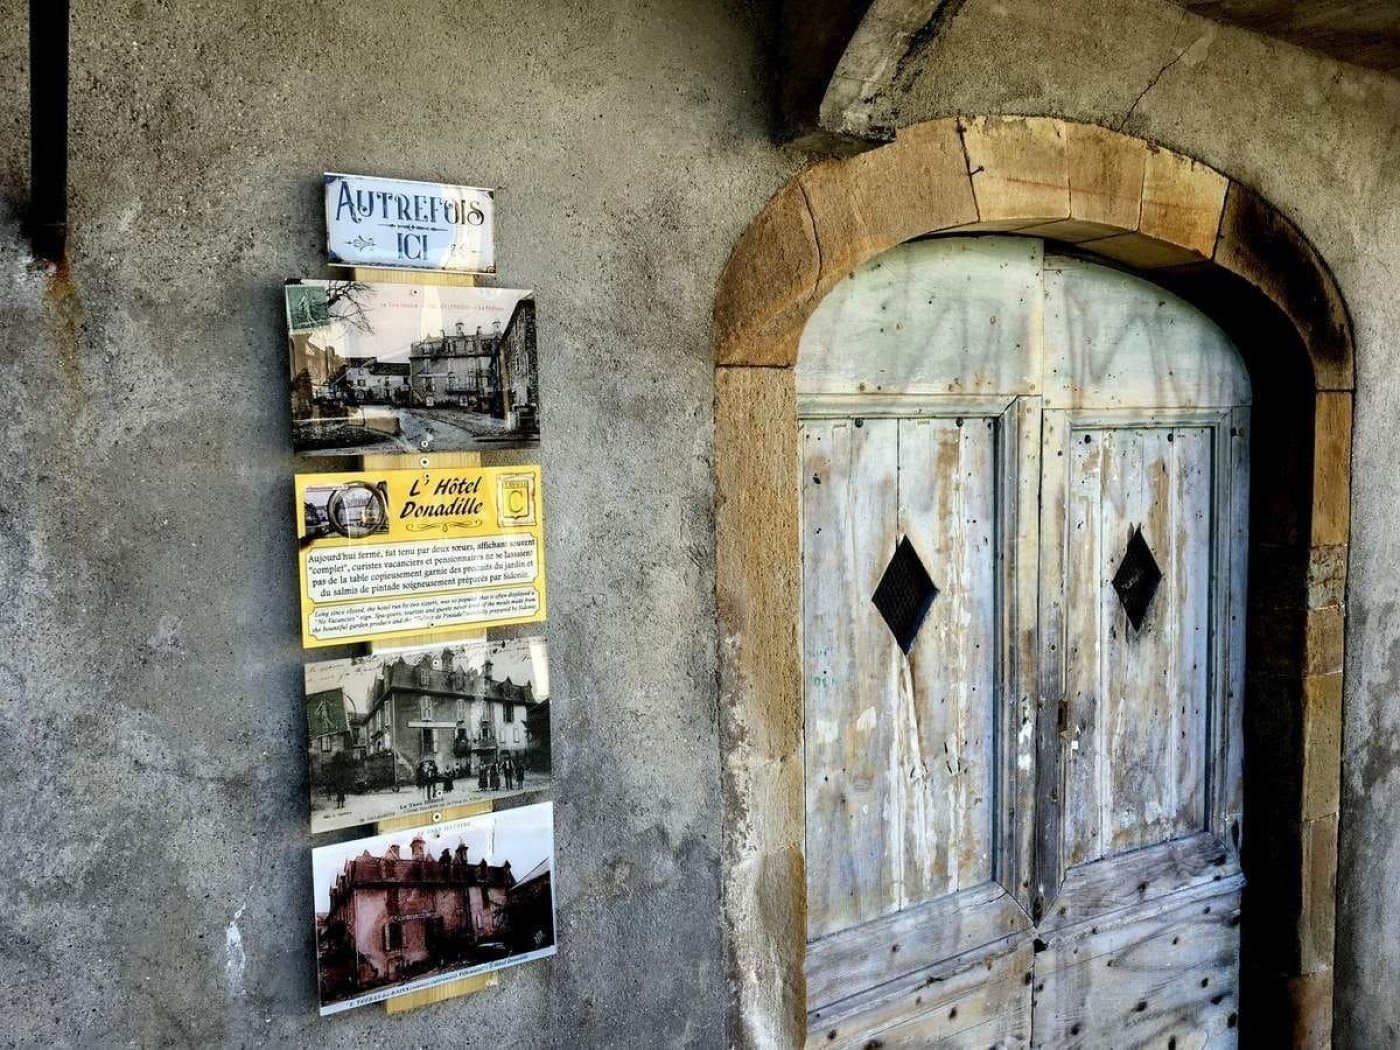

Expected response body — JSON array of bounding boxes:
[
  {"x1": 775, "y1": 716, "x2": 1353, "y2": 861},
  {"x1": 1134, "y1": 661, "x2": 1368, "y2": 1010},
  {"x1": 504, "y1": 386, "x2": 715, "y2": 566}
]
[
  {"x1": 1061, "y1": 425, "x2": 1217, "y2": 866},
  {"x1": 1172, "y1": 427, "x2": 1212, "y2": 841},
  {"x1": 1102, "y1": 428, "x2": 1149, "y2": 857},
  {"x1": 1062, "y1": 421, "x2": 1104, "y2": 868},
  {"x1": 1001, "y1": 397, "x2": 1042, "y2": 912},
  {"x1": 1215, "y1": 409, "x2": 1250, "y2": 839},
  {"x1": 1034, "y1": 409, "x2": 1070, "y2": 912},
  {"x1": 802, "y1": 417, "x2": 901, "y2": 938}
]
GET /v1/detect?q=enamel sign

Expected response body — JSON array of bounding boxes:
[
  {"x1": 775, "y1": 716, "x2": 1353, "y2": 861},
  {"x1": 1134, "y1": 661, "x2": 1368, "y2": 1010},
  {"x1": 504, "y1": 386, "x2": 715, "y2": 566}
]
[{"x1": 324, "y1": 173, "x2": 496, "y2": 273}]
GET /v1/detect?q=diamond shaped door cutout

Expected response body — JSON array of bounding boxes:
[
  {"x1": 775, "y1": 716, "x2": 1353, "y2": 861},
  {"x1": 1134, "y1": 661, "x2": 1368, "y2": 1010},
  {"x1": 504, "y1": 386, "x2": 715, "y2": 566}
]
[
  {"x1": 871, "y1": 537, "x2": 939, "y2": 654},
  {"x1": 1112, "y1": 526, "x2": 1163, "y2": 631}
]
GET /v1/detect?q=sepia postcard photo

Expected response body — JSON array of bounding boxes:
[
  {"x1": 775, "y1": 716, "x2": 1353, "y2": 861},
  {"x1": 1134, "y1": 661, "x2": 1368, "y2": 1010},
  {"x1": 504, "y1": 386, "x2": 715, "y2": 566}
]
[
  {"x1": 287, "y1": 279, "x2": 539, "y2": 456},
  {"x1": 305, "y1": 637, "x2": 551, "y2": 834},
  {"x1": 313, "y1": 803, "x2": 556, "y2": 1014}
]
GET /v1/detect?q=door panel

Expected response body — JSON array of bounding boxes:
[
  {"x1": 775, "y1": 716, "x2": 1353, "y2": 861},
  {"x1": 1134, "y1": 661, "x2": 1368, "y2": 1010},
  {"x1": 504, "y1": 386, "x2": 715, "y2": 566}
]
[
  {"x1": 898, "y1": 417, "x2": 998, "y2": 898},
  {"x1": 802, "y1": 408, "x2": 1024, "y2": 1043},
  {"x1": 810, "y1": 939, "x2": 1033, "y2": 1050},
  {"x1": 1034, "y1": 408, "x2": 1247, "y2": 1046},
  {"x1": 1030, "y1": 882, "x2": 1242, "y2": 1049},
  {"x1": 802, "y1": 415, "x2": 999, "y2": 939},
  {"x1": 1062, "y1": 423, "x2": 1214, "y2": 866}
]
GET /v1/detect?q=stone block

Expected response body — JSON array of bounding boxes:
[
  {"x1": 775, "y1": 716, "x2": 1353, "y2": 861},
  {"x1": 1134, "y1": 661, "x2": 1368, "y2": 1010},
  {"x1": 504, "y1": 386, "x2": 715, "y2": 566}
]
[
  {"x1": 1079, "y1": 230, "x2": 1203, "y2": 269},
  {"x1": 1304, "y1": 605, "x2": 1345, "y2": 677},
  {"x1": 714, "y1": 180, "x2": 820, "y2": 367},
  {"x1": 1138, "y1": 147, "x2": 1228, "y2": 259},
  {"x1": 1285, "y1": 970, "x2": 1334, "y2": 1049},
  {"x1": 1311, "y1": 392, "x2": 1352, "y2": 547},
  {"x1": 715, "y1": 366, "x2": 802, "y2": 763},
  {"x1": 1215, "y1": 183, "x2": 1354, "y2": 390},
  {"x1": 1066, "y1": 122, "x2": 1148, "y2": 232},
  {"x1": 1301, "y1": 673, "x2": 1343, "y2": 821},
  {"x1": 803, "y1": 117, "x2": 977, "y2": 287},
  {"x1": 1298, "y1": 813, "x2": 1339, "y2": 976},
  {"x1": 1308, "y1": 544, "x2": 1348, "y2": 610},
  {"x1": 960, "y1": 116, "x2": 1070, "y2": 227}
]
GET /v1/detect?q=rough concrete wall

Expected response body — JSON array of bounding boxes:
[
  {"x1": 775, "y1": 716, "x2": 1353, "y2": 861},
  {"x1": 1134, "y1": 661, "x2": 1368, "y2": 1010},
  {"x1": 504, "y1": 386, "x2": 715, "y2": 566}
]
[
  {"x1": 874, "y1": 1, "x2": 1400, "y2": 1042},
  {"x1": 0, "y1": 1, "x2": 797, "y2": 1046}
]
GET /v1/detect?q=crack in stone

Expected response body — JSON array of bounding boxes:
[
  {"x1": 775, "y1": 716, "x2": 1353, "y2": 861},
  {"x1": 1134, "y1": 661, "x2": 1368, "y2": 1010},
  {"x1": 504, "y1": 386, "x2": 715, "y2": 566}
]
[
  {"x1": 794, "y1": 175, "x2": 824, "y2": 305},
  {"x1": 955, "y1": 119, "x2": 982, "y2": 222},
  {"x1": 1116, "y1": 8, "x2": 1191, "y2": 132}
]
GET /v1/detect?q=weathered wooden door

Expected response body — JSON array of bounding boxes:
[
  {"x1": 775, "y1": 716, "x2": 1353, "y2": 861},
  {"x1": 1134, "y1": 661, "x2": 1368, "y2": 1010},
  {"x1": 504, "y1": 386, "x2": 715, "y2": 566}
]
[{"x1": 798, "y1": 239, "x2": 1250, "y2": 1049}]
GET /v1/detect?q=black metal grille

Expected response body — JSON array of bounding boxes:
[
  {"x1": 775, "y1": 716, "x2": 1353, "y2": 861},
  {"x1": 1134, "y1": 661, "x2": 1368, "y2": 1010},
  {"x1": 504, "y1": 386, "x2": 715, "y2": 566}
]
[
  {"x1": 871, "y1": 537, "x2": 939, "y2": 654},
  {"x1": 1112, "y1": 526, "x2": 1163, "y2": 632}
]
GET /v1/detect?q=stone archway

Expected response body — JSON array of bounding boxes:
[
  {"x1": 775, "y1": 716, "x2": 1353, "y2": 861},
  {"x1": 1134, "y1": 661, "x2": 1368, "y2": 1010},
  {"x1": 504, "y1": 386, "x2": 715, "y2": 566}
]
[{"x1": 714, "y1": 116, "x2": 1353, "y2": 1049}]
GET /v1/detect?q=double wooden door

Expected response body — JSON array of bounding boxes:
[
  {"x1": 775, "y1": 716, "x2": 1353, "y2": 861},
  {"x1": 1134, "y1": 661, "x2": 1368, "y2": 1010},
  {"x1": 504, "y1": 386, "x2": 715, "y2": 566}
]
[{"x1": 798, "y1": 243, "x2": 1249, "y2": 1048}]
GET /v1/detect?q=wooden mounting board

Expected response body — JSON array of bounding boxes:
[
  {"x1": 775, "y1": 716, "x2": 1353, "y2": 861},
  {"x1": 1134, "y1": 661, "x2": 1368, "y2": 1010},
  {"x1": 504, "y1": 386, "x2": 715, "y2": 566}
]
[{"x1": 349, "y1": 264, "x2": 505, "y2": 1016}]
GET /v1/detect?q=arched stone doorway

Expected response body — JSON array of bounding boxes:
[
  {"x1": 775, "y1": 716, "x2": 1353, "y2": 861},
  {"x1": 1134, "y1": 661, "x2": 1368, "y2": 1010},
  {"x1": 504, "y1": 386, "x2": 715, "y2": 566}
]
[{"x1": 714, "y1": 117, "x2": 1352, "y2": 1049}]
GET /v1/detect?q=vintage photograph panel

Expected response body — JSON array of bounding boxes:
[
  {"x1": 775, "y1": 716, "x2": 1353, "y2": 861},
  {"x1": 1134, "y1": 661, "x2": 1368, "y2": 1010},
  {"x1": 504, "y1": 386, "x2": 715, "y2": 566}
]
[
  {"x1": 287, "y1": 279, "x2": 540, "y2": 456},
  {"x1": 314, "y1": 803, "x2": 556, "y2": 1014},
  {"x1": 306, "y1": 637, "x2": 551, "y2": 835}
]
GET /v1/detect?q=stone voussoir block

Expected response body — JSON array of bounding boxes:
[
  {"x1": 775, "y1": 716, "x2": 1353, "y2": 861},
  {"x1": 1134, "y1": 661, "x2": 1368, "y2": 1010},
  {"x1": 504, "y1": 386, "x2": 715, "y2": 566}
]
[
  {"x1": 802, "y1": 118, "x2": 977, "y2": 289},
  {"x1": 960, "y1": 115, "x2": 1070, "y2": 229},
  {"x1": 1215, "y1": 182, "x2": 1354, "y2": 390},
  {"x1": 714, "y1": 180, "x2": 820, "y2": 367},
  {"x1": 1065, "y1": 122, "x2": 1148, "y2": 231},
  {"x1": 1138, "y1": 146, "x2": 1228, "y2": 259}
]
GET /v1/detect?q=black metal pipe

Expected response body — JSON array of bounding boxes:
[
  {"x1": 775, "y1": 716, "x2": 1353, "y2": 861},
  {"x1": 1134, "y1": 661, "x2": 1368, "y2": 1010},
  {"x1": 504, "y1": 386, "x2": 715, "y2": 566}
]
[{"x1": 29, "y1": 0, "x2": 69, "y2": 262}]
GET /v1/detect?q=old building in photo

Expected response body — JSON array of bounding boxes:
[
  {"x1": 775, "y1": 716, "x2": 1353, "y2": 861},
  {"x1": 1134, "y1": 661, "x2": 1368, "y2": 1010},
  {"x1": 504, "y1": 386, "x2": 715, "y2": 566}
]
[
  {"x1": 304, "y1": 638, "x2": 553, "y2": 835},
  {"x1": 289, "y1": 332, "x2": 348, "y2": 414},
  {"x1": 340, "y1": 358, "x2": 410, "y2": 404},
  {"x1": 313, "y1": 806, "x2": 556, "y2": 1012},
  {"x1": 408, "y1": 298, "x2": 539, "y2": 431},
  {"x1": 306, "y1": 686, "x2": 364, "y2": 782},
  {"x1": 317, "y1": 837, "x2": 513, "y2": 1001},
  {"x1": 363, "y1": 648, "x2": 539, "y2": 781}
]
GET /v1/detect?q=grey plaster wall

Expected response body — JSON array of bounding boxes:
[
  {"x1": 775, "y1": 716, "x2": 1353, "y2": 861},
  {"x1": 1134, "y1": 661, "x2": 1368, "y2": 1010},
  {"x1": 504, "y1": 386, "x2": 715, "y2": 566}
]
[
  {"x1": 6, "y1": 0, "x2": 1400, "y2": 1046},
  {"x1": 873, "y1": 1, "x2": 1400, "y2": 1042},
  {"x1": 0, "y1": 1, "x2": 799, "y2": 1046}
]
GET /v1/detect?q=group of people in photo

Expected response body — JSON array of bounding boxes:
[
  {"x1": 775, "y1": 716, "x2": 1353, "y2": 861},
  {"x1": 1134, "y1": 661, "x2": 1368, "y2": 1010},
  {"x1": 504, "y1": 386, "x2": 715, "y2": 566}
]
[{"x1": 415, "y1": 754, "x2": 530, "y2": 802}]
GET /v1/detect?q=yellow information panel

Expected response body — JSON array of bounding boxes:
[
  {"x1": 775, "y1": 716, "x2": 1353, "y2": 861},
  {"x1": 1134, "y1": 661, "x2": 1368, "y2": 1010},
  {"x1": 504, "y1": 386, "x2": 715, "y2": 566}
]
[{"x1": 295, "y1": 465, "x2": 545, "y2": 648}]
